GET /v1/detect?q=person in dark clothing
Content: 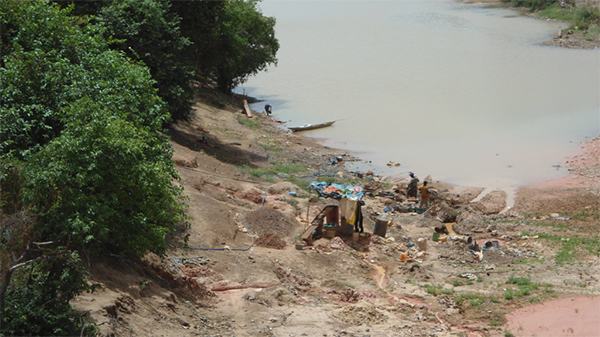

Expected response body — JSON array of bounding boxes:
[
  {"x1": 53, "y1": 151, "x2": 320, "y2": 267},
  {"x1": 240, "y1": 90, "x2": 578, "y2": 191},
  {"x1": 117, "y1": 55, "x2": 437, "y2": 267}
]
[
  {"x1": 354, "y1": 200, "x2": 364, "y2": 233},
  {"x1": 407, "y1": 172, "x2": 419, "y2": 199},
  {"x1": 265, "y1": 104, "x2": 272, "y2": 115}
]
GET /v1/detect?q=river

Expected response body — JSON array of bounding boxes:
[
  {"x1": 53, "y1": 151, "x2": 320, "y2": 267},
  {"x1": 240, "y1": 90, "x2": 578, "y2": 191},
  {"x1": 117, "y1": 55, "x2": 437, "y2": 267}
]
[{"x1": 236, "y1": 0, "x2": 600, "y2": 202}]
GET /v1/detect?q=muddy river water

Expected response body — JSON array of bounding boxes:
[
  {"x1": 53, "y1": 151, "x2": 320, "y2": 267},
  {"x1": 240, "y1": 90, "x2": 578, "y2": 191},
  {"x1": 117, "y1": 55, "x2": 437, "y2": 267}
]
[{"x1": 238, "y1": 0, "x2": 600, "y2": 201}]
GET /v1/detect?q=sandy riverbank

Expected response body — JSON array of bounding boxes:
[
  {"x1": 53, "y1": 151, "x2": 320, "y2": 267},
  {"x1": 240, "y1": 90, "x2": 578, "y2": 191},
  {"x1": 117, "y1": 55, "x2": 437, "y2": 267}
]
[{"x1": 72, "y1": 92, "x2": 599, "y2": 337}]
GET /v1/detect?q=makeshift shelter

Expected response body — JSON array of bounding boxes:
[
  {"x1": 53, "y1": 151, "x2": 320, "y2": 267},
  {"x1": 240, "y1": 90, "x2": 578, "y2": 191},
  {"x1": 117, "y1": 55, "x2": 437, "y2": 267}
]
[{"x1": 300, "y1": 182, "x2": 365, "y2": 245}]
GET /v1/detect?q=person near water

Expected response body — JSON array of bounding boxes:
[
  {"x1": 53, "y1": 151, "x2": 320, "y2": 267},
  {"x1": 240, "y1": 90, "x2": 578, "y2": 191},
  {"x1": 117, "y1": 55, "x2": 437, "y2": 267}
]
[
  {"x1": 407, "y1": 172, "x2": 419, "y2": 199},
  {"x1": 265, "y1": 104, "x2": 272, "y2": 115},
  {"x1": 419, "y1": 181, "x2": 430, "y2": 208}
]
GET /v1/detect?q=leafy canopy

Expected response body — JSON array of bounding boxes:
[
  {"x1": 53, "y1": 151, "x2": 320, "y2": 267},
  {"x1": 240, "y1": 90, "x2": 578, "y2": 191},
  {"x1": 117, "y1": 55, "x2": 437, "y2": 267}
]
[
  {"x1": 215, "y1": 0, "x2": 279, "y2": 93},
  {"x1": 97, "y1": 0, "x2": 194, "y2": 121}
]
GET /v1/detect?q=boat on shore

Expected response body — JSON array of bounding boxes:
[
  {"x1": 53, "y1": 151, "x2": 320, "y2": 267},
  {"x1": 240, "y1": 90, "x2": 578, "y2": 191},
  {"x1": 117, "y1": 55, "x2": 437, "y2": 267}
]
[{"x1": 288, "y1": 120, "x2": 335, "y2": 132}]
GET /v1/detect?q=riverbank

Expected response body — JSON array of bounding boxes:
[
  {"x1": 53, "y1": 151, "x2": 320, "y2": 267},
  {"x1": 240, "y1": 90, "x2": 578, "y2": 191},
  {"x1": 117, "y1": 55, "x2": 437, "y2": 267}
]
[
  {"x1": 465, "y1": 0, "x2": 600, "y2": 49},
  {"x1": 71, "y1": 90, "x2": 599, "y2": 337}
]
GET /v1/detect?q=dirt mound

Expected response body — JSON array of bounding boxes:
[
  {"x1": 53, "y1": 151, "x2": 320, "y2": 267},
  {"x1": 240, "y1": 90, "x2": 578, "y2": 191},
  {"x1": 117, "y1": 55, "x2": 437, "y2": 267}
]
[
  {"x1": 270, "y1": 287, "x2": 298, "y2": 304},
  {"x1": 239, "y1": 190, "x2": 264, "y2": 203},
  {"x1": 255, "y1": 232, "x2": 287, "y2": 249},
  {"x1": 454, "y1": 210, "x2": 486, "y2": 234},
  {"x1": 470, "y1": 190, "x2": 507, "y2": 214},
  {"x1": 329, "y1": 236, "x2": 354, "y2": 252},
  {"x1": 339, "y1": 288, "x2": 363, "y2": 303},
  {"x1": 397, "y1": 263, "x2": 434, "y2": 282},
  {"x1": 322, "y1": 279, "x2": 353, "y2": 292},
  {"x1": 274, "y1": 263, "x2": 311, "y2": 291},
  {"x1": 267, "y1": 181, "x2": 302, "y2": 195},
  {"x1": 482, "y1": 248, "x2": 518, "y2": 265},
  {"x1": 244, "y1": 207, "x2": 300, "y2": 237},
  {"x1": 333, "y1": 301, "x2": 388, "y2": 325},
  {"x1": 437, "y1": 242, "x2": 480, "y2": 264}
]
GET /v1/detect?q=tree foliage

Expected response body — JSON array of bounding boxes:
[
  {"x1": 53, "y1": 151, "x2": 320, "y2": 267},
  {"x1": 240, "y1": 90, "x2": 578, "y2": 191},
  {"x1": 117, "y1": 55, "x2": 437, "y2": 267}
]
[
  {"x1": 0, "y1": 0, "x2": 278, "y2": 334},
  {"x1": 1, "y1": 0, "x2": 166, "y2": 159},
  {"x1": 1, "y1": 0, "x2": 186, "y2": 334},
  {"x1": 97, "y1": 0, "x2": 194, "y2": 121},
  {"x1": 22, "y1": 99, "x2": 185, "y2": 256},
  {"x1": 215, "y1": 0, "x2": 279, "y2": 93},
  {"x1": 173, "y1": 0, "x2": 279, "y2": 93}
]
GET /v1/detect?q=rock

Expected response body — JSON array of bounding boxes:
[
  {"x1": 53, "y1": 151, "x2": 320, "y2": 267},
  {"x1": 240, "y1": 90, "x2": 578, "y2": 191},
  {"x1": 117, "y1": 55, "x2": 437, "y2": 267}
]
[
  {"x1": 176, "y1": 317, "x2": 190, "y2": 327},
  {"x1": 446, "y1": 308, "x2": 460, "y2": 315},
  {"x1": 486, "y1": 224, "x2": 497, "y2": 232}
]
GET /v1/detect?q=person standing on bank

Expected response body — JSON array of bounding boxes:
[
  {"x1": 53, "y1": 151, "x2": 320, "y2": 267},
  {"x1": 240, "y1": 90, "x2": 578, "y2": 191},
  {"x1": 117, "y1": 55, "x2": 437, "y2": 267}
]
[
  {"x1": 419, "y1": 181, "x2": 430, "y2": 208},
  {"x1": 407, "y1": 172, "x2": 419, "y2": 199},
  {"x1": 264, "y1": 104, "x2": 272, "y2": 115},
  {"x1": 354, "y1": 200, "x2": 365, "y2": 233}
]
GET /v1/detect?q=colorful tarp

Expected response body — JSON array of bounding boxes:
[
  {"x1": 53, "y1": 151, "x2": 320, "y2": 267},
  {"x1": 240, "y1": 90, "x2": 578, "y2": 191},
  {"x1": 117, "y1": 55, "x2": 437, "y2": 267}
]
[{"x1": 309, "y1": 181, "x2": 364, "y2": 200}]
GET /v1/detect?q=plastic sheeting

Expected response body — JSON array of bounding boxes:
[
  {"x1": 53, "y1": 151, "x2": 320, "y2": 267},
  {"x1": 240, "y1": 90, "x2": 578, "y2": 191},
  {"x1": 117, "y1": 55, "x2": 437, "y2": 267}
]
[{"x1": 309, "y1": 181, "x2": 364, "y2": 200}]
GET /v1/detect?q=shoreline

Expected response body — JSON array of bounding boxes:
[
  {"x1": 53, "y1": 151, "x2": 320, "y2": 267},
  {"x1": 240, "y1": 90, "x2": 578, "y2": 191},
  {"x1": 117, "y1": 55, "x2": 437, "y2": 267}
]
[{"x1": 267, "y1": 110, "x2": 598, "y2": 214}]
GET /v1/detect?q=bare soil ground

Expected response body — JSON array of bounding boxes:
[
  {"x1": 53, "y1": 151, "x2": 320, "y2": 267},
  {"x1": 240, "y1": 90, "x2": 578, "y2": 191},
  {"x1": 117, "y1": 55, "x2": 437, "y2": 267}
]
[{"x1": 72, "y1": 92, "x2": 599, "y2": 337}]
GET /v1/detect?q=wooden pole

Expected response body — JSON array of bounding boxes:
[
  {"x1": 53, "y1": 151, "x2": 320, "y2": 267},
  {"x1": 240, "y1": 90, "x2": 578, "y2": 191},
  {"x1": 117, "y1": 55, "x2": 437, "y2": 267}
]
[
  {"x1": 242, "y1": 99, "x2": 253, "y2": 118},
  {"x1": 306, "y1": 189, "x2": 310, "y2": 230}
]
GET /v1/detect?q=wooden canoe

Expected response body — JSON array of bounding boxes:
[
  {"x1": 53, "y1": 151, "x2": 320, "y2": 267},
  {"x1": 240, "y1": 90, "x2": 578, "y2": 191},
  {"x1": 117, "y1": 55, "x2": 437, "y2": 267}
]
[{"x1": 288, "y1": 120, "x2": 335, "y2": 132}]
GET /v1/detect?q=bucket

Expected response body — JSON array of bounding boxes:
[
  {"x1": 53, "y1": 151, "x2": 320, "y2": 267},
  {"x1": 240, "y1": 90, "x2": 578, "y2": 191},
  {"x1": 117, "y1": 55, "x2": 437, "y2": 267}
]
[
  {"x1": 353, "y1": 232, "x2": 359, "y2": 242},
  {"x1": 326, "y1": 228, "x2": 336, "y2": 239},
  {"x1": 374, "y1": 216, "x2": 388, "y2": 238}
]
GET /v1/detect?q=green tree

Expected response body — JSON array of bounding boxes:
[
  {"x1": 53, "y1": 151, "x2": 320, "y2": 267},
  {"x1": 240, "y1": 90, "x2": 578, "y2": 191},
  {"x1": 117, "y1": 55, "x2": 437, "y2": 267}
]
[
  {"x1": 172, "y1": 0, "x2": 279, "y2": 93},
  {"x1": 22, "y1": 99, "x2": 185, "y2": 256},
  {"x1": 215, "y1": 0, "x2": 279, "y2": 93},
  {"x1": 1, "y1": 0, "x2": 166, "y2": 160},
  {"x1": 97, "y1": 0, "x2": 194, "y2": 122},
  {"x1": 1, "y1": 1, "x2": 187, "y2": 334},
  {"x1": 170, "y1": 0, "x2": 226, "y2": 80}
]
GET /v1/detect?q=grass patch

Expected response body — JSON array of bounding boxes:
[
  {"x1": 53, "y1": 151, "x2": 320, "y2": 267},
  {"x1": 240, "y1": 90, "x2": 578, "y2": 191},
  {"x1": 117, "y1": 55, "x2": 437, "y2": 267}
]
[
  {"x1": 243, "y1": 165, "x2": 274, "y2": 178},
  {"x1": 237, "y1": 117, "x2": 258, "y2": 129},
  {"x1": 259, "y1": 143, "x2": 280, "y2": 152},
  {"x1": 340, "y1": 281, "x2": 356, "y2": 289},
  {"x1": 535, "y1": 3, "x2": 600, "y2": 37},
  {"x1": 521, "y1": 231, "x2": 600, "y2": 265},
  {"x1": 425, "y1": 284, "x2": 453, "y2": 296},
  {"x1": 286, "y1": 176, "x2": 309, "y2": 192},
  {"x1": 537, "y1": 3, "x2": 579, "y2": 21},
  {"x1": 507, "y1": 276, "x2": 531, "y2": 286},
  {"x1": 453, "y1": 279, "x2": 465, "y2": 287},
  {"x1": 273, "y1": 163, "x2": 307, "y2": 174}
]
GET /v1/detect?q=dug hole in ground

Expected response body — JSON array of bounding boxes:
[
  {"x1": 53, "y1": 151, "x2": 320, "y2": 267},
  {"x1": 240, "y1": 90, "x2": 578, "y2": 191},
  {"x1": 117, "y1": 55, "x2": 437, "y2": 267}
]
[{"x1": 71, "y1": 91, "x2": 600, "y2": 337}]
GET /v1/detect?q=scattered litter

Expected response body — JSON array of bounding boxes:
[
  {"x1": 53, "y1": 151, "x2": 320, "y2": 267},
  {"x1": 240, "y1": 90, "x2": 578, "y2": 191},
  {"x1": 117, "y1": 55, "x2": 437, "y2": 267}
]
[{"x1": 460, "y1": 273, "x2": 478, "y2": 281}]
